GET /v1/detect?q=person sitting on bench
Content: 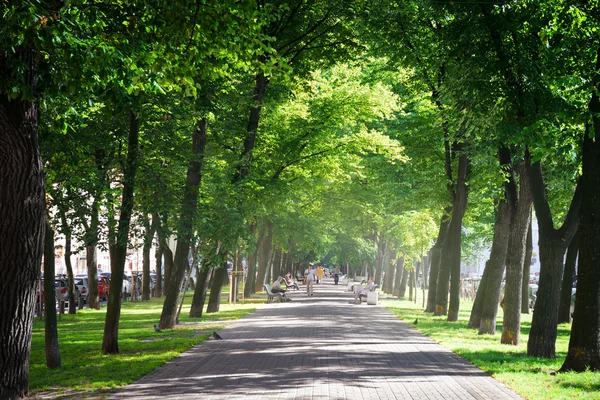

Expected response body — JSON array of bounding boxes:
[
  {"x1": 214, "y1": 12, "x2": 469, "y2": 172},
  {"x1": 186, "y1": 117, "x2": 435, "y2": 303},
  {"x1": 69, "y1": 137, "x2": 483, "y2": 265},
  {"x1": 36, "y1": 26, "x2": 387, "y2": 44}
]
[
  {"x1": 355, "y1": 277, "x2": 375, "y2": 304},
  {"x1": 272, "y1": 277, "x2": 287, "y2": 296},
  {"x1": 284, "y1": 273, "x2": 300, "y2": 290}
]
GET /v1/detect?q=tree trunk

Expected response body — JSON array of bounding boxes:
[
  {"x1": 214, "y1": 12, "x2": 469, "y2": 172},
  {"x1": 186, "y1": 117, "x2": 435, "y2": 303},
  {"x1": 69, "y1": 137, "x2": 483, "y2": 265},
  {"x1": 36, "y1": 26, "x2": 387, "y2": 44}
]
[
  {"x1": 399, "y1": 261, "x2": 409, "y2": 298},
  {"x1": 154, "y1": 244, "x2": 163, "y2": 297},
  {"x1": 426, "y1": 211, "x2": 451, "y2": 312},
  {"x1": 207, "y1": 261, "x2": 227, "y2": 313},
  {"x1": 285, "y1": 240, "x2": 295, "y2": 275},
  {"x1": 561, "y1": 70, "x2": 600, "y2": 370},
  {"x1": 558, "y1": 231, "x2": 578, "y2": 324},
  {"x1": 521, "y1": 220, "x2": 533, "y2": 314},
  {"x1": 477, "y1": 201, "x2": 511, "y2": 334},
  {"x1": 408, "y1": 266, "x2": 415, "y2": 302},
  {"x1": 468, "y1": 261, "x2": 491, "y2": 328},
  {"x1": 255, "y1": 218, "x2": 273, "y2": 292},
  {"x1": 235, "y1": 74, "x2": 267, "y2": 181},
  {"x1": 160, "y1": 117, "x2": 208, "y2": 329},
  {"x1": 0, "y1": 47, "x2": 45, "y2": 400},
  {"x1": 527, "y1": 161, "x2": 581, "y2": 358},
  {"x1": 163, "y1": 245, "x2": 174, "y2": 295},
  {"x1": 422, "y1": 251, "x2": 430, "y2": 290},
  {"x1": 501, "y1": 161, "x2": 533, "y2": 345},
  {"x1": 272, "y1": 248, "x2": 283, "y2": 280},
  {"x1": 383, "y1": 247, "x2": 396, "y2": 294},
  {"x1": 85, "y1": 245, "x2": 100, "y2": 308},
  {"x1": 374, "y1": 234, "x2": 386, "y2": 286},
  {"x1": 190, "y1": 266, "x2": 211, "y2": 318},
  {"x1": 61, "y1": 213, "x2": 77, "y2": 314},
  {"x1": 448, "y1": 152, "x2": 469, "y2": 321},
  {"x1": 142, "y1": 215, "x2": 156, "y2": 301},
  {"x1": 85, "y1": 196, "x2": 100, "y2": 309},
  {"x1": 102, "y1": 109, "x2": 140, "y2": 355},
  {"x1": 244, "y1": 222, "x2": 258, "y2": 297},
  {"x1": 44, "y1": 221, "x2": 61, "y2": 369},
  {"x1": 434, "y1": 230, "x2": 453, "y2": 316},
  {"x1": 393, "y1": 257, "x2": 404, "y2": 297}
]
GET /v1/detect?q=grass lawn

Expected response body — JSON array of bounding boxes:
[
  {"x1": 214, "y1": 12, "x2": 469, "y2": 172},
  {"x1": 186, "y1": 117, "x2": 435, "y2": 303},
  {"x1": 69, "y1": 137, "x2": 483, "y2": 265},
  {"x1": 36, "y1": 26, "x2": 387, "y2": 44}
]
[
  {"x1": 383, "y1": 296, "x2": 600, "y2": 400},
  {"x1": 29, "y1": 292, "x2": 261, "y2": 398}
]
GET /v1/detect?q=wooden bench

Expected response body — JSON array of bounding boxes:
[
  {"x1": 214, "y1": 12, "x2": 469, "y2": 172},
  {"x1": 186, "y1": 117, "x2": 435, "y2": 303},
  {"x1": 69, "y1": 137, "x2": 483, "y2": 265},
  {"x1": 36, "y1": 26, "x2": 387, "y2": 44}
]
[{"x1": 264, "y1": 284, "x2": 283, "y2": 303}]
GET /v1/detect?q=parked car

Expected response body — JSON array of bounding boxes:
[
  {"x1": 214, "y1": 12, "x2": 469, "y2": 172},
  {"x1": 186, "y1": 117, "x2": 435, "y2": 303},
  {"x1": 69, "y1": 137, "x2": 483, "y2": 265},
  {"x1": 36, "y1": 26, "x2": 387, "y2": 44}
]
[
  {"x1": 98, "y1": 275, "x2": 111, "y2": 300},
  {"x1": 55, "y1": 277, "x2": 81, "y2": 306},
  {"x1": 74, "y1": 278, "x2": 89, "y2": 304}
]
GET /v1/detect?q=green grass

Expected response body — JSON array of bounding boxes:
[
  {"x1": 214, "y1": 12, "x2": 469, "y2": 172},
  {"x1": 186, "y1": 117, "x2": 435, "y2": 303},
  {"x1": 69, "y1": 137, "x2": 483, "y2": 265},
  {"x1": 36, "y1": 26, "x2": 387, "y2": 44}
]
[
  {"x1": 29, "y1": 293, "x2": 258, "y2": 398},
  {"x1": 383, "y1": 297, "x2": 600, "y2": 400}
]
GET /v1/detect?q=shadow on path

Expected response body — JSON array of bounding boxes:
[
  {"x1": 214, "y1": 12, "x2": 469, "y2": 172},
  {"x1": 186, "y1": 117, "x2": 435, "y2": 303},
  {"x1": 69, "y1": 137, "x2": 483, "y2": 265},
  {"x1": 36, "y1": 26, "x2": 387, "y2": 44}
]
[{"x1": 110, "y1": 279, "x2": 523, "y2": 400}]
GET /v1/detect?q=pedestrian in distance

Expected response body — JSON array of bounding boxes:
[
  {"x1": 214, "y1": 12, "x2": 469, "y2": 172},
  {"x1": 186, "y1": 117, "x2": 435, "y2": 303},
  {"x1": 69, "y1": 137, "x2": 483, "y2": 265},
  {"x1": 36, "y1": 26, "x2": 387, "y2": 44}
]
[
  {"x1": 306, "y1": 264, "x2": 316, "y2": 296},
  {"x1": 316, "y1": 265, "x2": 324, "y2": 284}
]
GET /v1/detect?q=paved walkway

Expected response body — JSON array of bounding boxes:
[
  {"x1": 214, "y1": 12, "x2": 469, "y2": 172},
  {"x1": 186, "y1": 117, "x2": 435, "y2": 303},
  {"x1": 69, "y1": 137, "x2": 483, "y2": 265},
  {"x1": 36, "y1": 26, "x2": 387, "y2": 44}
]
[{"x1": 110, "y1": 279, "x2": 522, "y2": 400}]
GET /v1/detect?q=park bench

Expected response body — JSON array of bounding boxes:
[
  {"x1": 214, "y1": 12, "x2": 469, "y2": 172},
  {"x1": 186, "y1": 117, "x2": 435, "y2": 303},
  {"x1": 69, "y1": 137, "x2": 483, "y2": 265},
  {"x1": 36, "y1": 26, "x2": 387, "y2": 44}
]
[
  {"x1": 355, "y1": 283, "x2": 379, "y2": 305},
  {"x1": 348, "y1": 276, "x2": 367, "y2": 292},
  {"x1": 264, "y1": 284, "x2": 283, "y2": 303}
]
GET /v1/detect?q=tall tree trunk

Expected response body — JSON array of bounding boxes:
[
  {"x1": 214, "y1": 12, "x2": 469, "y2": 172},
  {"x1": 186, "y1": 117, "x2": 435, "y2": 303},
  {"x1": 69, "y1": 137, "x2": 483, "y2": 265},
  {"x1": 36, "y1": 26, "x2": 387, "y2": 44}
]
[
  {"x1": 235, "y1": 74, "x2": 267, "y2": 181},
  {"x1": 207, "y1": 258, "x2": 228, "y2": 313},
  {"x1": 448, "y1": 152, "x2": 469, "y2": 321},
  {"x1": 0, "y1": 47, "x2": 45, "y2": 400},
  {"x1": 162, "y1": 245, "x2": 174, "y2": 295},
  {"x1": 527, "y1": 162, "x2": 581, "y2": 358},
  {"x1": 399, "y1": 261, "x2": 409, "y2": 298},
  {"x1": 160, "y1": 117, "x2": 208, "y2": 329},
  {"x1": 468, "y1": 261, "x2": 491, "y2": 328},
  {"x1": 477, "y1": 201, "x2": 511, "y2": 333},
  {"x1": 561, "y1": 67, "x2": 600, "y2": 370},
  {"x1": 393, "y1": 257, "x2": 404, "y2": 297},
  {"x1": 154, "y1": 244, "x2": 163, "y2": 297},
  {"x1": 272, "y1": 248, "x2": 283, "y2": 280},
  {"x1": 58, "y1": 205, "x2": 77, "y2": 314},
  {"x1": 255, "y1": 218, "x2": 273, "y2": 292},
  {"x1": 422, "y1": 252, "x2": 430, "y2": 290},
  {"x1": 64, "y1": 224, "x2": 77, "y2": 314},
  {"x1": 426, "y1": 212, "x2": 451, "y2": 312},
  {"x1": 408, "y1": 266, "x2": 415, "y2": 302},
  {"x1": 434, "y1": 231, "x2": 453, "y2": 316},
  {"x1": 285, "y1": 240, "x2": 295, "y2": 275},
  {"x1": 44, "y1": 221, "x2": 61, "y2": 369},
  {"x1": 102, "y1": 109, "x2": 140, "y2": 355},
  {"x1": 190, "y1": 266, "x2": 211, "y2": 318},
  {"x1": 521, "y1": 220, "x2": 533, "y2": 314},
  {"x1": 142, "y1": 215, "x2": 157, "y2": 301},
  {"x1": 383, "y1": 247, "x2": 396, "y2": 294},
  {"x1": 501, "y1": 161, "x2": 533, "y2": 345},
  {"x1": 374, "y1": 233, "x2": 386, "y2": 286},
  {"x1": 558, "y1": 231, "x2": 579, "y2": 324},
  {"x1": 85, "y1": 198, "x2": 100, "y2": 309},
  {"x1": 244, "y1": 222, "x2": 258, "y2": 297}
]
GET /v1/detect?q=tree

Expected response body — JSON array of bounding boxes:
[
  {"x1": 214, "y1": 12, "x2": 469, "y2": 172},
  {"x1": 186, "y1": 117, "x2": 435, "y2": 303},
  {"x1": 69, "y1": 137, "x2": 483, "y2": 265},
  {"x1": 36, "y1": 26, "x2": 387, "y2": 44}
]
[
  {"x1": 560, "y1": 45, "x2": 600, "y2": 371},
  {"x1": 0, "y1": 8, "x2": 47, "y2": 399}
]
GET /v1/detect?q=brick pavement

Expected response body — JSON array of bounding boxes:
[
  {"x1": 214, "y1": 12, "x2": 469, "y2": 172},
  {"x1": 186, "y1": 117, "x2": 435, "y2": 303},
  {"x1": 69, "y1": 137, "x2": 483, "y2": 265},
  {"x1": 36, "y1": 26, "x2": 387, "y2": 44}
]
[{"x1": 110, "y1": 279, "x2": 523, "y2": 400}]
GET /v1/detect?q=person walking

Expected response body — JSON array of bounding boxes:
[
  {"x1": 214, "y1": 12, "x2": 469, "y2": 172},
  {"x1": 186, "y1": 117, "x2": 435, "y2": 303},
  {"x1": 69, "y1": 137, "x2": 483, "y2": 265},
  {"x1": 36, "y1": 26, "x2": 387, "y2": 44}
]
[
  {"x1": 306, "y1": 264, "x2": 316, "y2": 296},
  {"x1": 333, "y1": 265, "x2": 340, "y2": 285},
  {"x1": 316, "y1": 265, "x2": 324, "y2": 284}
]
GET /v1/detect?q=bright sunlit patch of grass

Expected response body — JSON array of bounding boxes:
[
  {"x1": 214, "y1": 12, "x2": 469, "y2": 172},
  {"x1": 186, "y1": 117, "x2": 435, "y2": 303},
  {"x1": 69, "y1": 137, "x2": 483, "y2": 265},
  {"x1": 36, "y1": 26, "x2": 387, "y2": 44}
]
[
  {"x1": 383, "y1": 296, "x2": 600, "y2": 400},
  {"x1": 29, "y1": 293, "x2": 257, "y2": 397}
]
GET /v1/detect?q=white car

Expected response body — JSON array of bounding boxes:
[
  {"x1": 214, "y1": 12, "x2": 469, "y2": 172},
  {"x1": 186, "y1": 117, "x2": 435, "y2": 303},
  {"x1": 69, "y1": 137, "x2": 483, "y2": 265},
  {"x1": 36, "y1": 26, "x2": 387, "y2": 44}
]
[{"x1": 74, "y1": 278, "x2": 89, "y2": 304}]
